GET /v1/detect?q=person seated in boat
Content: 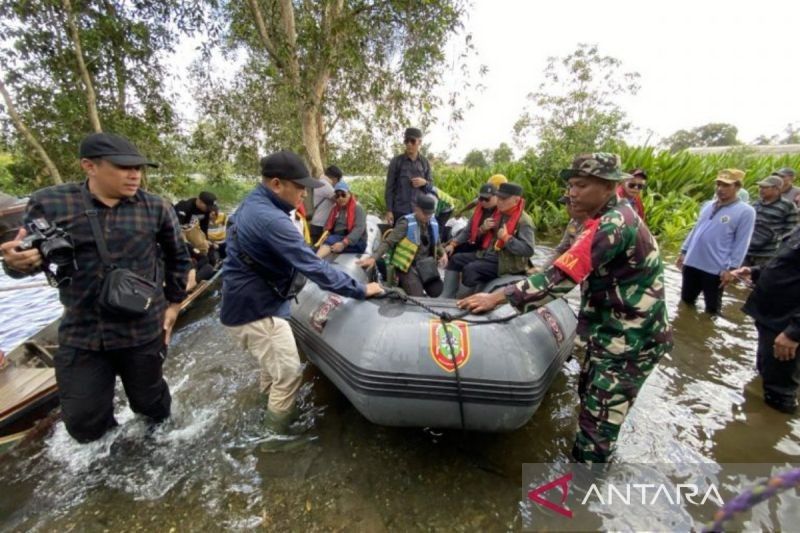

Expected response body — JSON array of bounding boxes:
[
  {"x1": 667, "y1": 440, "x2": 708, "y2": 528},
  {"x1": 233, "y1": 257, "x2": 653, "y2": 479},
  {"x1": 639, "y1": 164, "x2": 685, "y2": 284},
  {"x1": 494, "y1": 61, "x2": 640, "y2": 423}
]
[
  {"x1": 430, "y1": 185, "x2": 458, "y2": 241},
  {"x1": 174, "y1": 191, "x2": 218, "y2": 238},
  {"x1": 184, "y1": 241, "x2": 217, "y2": 293},
  {"x1": 455, "y1": 174, "x2": 507, "y2": 217},
  {"x1": 175, "y1": 191, "x2": 227, "y2": 268},
  {"x1": 444, "y1": 183, "x2": 498, "y2": 257},
  {"x1": 316, "y1": 181, "x2": 367, "y2": 258},
  {"x1": 357, "y1": 194, "x2": 447, "y2": 297},
  {"x1": 442, "y1": 182, "x2": 534, "y2": 298}
]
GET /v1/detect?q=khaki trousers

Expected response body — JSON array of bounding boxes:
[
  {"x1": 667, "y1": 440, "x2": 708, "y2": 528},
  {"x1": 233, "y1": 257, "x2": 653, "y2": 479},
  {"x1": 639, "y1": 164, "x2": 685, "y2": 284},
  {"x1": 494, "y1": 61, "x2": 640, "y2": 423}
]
[{"x1": 226, "y1": 317, "x2": 302, "y2": 413}]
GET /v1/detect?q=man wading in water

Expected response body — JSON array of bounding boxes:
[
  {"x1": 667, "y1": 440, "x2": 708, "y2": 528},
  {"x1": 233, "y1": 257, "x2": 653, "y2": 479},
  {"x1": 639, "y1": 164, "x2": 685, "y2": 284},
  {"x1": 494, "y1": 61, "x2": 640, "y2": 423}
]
[{"x1": 458, "y1": 153, "x2": 673, "y2": 463}]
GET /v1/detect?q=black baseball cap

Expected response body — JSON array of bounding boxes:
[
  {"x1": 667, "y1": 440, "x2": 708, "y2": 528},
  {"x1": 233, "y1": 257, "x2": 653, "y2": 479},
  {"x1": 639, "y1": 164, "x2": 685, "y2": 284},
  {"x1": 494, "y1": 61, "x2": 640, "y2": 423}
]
[
  {"x1": 199, "y1": 191, "x2": 217, "y2": 210},
  {"x1": 404, "y1": 127, "x2": 423, "y2": 140},
  {"x1": 79, "y1": 133, "x2": 158, "y2": 167},
  {"x1": 260, "y1": 150, "x2": 322, "y2": 189},
  {"x1": 415, "y1": 194, "x2": 437, "y2": 214},
  {"x1": 496, "y1": 182, "x2": 523, "y2": 199},
  {"x1": 479, "y1": 183, "x2": 496, "y2": 199}
]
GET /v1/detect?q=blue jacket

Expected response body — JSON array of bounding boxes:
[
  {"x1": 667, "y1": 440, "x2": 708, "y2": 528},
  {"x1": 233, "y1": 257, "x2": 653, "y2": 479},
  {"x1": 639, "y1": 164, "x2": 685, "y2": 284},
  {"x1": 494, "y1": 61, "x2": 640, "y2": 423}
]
[{"x1": 221, "y1": 184, "x2": 366, "y2": 326}]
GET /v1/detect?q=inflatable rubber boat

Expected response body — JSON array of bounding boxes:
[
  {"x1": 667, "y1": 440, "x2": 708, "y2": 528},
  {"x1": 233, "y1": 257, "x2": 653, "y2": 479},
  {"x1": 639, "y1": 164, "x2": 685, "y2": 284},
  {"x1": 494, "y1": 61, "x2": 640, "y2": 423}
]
[{"x1": 289, "y1": 219, "x2": 577, "y2": 432}]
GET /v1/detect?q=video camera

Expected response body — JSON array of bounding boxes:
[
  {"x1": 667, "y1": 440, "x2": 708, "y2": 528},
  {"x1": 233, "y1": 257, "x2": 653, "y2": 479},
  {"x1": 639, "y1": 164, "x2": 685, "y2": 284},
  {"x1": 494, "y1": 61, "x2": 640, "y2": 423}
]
[{"x1": 17, "y1": 217, "x2": 76, "y2": 286}]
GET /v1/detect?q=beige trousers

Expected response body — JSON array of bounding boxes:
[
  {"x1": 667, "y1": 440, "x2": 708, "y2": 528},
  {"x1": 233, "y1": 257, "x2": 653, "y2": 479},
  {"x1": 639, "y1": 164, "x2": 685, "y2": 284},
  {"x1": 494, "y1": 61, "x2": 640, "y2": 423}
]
[{"x1": 226, "y1": 317, "x2": 302, "y2": 413}]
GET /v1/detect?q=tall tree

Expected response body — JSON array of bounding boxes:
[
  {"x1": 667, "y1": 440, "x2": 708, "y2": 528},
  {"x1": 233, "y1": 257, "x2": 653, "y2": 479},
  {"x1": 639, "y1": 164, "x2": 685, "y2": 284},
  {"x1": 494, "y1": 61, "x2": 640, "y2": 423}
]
[
  {"x1": 197, "y1": 0, "x2": 472, "y2": 177},
  {"x1": 0, "y1": 76, "x2": 63, "y2": 184},
  {"x1": 62, "y1": 0, "x2": 102, "y2": 133},
  {"x1": 0, "y1": 0, "x2": 205, "y2": 186},
  {"x1": 512, "y1": 43, "x2": 640, "y2": 175},
  {"x1": 463, "y1": 149, "x2": 488, "y2": 168},
  {"x1": 492, "y1": 142, "x2": 514, "y2": 165}
]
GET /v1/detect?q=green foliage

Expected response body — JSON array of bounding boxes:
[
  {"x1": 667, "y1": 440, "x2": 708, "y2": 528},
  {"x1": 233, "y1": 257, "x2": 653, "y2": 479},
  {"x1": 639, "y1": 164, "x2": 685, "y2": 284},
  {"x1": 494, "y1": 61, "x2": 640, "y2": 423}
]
[
  {"x1": 353, "y1": 147, "x2": 800, "y2": 251},
  {"x1": 349, "y1": 177, "x2": 386, "y2": 216},
  {"x1": 492, "y1": 142, "x2": 514, "y2": 165},
  {"x1": 662, "y1": 123, "x2": 741, "y2": 152},
  {"x1": 195, "y1": 0, "x2": 475, "y2": 173},
  {"x1": 512, "y1": 43, "x2": 640, "y2": 185},
  {"x1": 0, "y1": 0, "x2": 204, "y2": 185}
]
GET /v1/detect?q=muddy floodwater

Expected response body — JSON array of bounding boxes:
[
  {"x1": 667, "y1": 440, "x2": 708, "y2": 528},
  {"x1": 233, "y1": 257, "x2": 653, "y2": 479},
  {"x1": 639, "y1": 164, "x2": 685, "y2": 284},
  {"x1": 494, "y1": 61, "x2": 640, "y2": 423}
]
[{"x1": 1, "y1": 247, "x2": 798, "y2": 531}]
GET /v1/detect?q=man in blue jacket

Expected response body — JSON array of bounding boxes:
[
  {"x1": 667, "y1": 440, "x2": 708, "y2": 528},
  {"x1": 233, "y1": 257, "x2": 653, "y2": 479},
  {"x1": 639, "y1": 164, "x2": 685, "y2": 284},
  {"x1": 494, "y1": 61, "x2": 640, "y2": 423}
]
[
  {"x1": 677, "y1": 169, "x2": 756, "y2": 314},
  {"x1": 221, "y1": 151, "x2": 382, "y2": 430}
]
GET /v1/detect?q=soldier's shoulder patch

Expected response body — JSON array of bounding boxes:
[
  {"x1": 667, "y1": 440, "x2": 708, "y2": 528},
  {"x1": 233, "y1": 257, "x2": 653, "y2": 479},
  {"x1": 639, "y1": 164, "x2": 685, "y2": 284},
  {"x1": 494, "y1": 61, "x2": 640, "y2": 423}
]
[{"x1": 553, "y1": 218, "x2": 600, "y2": 282}]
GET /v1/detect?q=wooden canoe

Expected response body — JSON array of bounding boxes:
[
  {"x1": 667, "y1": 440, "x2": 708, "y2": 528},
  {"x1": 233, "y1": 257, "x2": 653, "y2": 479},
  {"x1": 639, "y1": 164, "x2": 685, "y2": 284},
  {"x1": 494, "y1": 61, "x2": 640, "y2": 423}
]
[{"x1": 0, "y1": 266, "x2": 223, "y2": 450}]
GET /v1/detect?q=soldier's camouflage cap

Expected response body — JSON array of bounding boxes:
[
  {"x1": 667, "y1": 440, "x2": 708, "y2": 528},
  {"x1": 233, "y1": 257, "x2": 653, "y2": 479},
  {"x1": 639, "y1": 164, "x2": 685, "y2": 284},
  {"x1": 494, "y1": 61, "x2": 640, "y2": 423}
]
[{"x1": 560, "y1": 152, "x2": 624, "y2": 182}]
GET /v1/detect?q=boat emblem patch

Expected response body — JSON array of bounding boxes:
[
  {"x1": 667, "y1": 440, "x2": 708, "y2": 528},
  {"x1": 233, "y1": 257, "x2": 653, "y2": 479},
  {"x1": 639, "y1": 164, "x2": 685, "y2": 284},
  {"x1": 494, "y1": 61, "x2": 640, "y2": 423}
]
[
  {"x1": 310, "y1": 295, "x2": 343, "y2": 333},
  {"x1": 536, "y1": 307, "x2": 564, "y2": 346},
  {"x1": 429, "y1": 320, "x2": 471, "y2": 372}
]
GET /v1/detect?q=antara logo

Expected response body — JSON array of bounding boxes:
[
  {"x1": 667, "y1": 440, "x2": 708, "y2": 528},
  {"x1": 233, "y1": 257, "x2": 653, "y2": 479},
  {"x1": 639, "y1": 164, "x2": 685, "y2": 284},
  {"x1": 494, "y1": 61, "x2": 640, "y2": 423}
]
[
  {"x1": 528, "y1": 472, "x2": 573, "y2": 518},
  {"x1": 527, "y1": 470, "x2": 725, "y2": 519}
]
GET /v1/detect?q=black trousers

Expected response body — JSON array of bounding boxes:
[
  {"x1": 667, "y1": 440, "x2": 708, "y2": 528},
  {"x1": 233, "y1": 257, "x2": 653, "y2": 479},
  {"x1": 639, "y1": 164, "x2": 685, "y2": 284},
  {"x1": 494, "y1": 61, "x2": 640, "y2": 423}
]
[
  {"x1": 309, "y1": 224, "x2": 325, "y2": 245},
  {"x1": 446, "y1": 252, "x2": 499, "y2": 288},
  {"x1": 680, "y1": 265, "x2": 724, "y2": 314},
  {"x1": 54, "y1": 334, "x2": 171, "y2": 442},
  {"x1": 756, "y1": 322, "x2": 800, "y2": 408},
  {"x1": 398, "y1": 266, "x2": 443, "y2": 297}
]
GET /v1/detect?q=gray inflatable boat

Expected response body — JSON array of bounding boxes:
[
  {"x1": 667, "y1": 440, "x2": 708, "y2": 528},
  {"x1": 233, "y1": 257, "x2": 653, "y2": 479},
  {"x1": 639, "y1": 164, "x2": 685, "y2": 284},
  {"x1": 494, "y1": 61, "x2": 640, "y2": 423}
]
[{"x1": 289, "y1": 218, "x2": 577, "y2": 432}]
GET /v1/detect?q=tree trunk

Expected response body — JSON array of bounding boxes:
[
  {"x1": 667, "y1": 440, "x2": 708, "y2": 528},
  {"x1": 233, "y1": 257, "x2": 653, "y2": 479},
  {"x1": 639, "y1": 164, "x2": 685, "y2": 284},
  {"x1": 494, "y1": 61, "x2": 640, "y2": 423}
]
[
  {"x1": 0, "y1": 77, "x2": 63, "y2": 184},
  {"x1": 300, "y1": 105, "x2": 324, "y2": 177},
  {"x1": 63, "y1": 0, "x2": 102, "y2": 133}
]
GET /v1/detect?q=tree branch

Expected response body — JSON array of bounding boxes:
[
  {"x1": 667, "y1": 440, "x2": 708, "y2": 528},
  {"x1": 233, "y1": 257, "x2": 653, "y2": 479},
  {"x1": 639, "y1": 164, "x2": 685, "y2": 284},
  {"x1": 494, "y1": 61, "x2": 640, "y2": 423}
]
[
  {"x1": 0, "y1": 76, "x2": 63, "y2": 184},
  {"x1": 246, "y1": 0, "x2": 286, "y2": 72},
  {"x1": 63, "y1": 0, "x2": 102, "y2": 132}
]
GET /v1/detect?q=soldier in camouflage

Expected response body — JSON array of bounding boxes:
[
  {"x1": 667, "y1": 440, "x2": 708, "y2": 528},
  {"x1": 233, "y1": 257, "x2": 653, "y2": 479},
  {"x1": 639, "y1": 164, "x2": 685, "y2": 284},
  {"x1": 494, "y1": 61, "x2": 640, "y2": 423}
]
[{"x1": 458, "y1": 153, "x2": 673, "y2": 463}]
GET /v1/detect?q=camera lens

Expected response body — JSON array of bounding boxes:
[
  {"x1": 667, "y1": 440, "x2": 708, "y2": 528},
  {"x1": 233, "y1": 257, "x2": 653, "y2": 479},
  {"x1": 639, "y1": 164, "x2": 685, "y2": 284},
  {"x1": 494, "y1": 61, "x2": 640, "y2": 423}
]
[{"x1": 40, "y1": 237, "x2": 75, "y2": 267}]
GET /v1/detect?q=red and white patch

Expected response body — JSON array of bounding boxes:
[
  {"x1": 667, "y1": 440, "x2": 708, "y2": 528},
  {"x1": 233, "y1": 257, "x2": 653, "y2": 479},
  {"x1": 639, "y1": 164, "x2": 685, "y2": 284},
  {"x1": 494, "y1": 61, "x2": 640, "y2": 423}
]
[{"x1": 553, "y1": 218, "x2": 600, "y2": 283}]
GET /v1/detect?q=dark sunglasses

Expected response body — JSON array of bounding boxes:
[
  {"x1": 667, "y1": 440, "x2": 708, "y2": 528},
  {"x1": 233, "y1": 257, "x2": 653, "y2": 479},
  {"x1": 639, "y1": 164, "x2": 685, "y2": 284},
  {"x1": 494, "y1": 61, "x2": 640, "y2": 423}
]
[
  {"x1": 404, "y1": 138, "x2": 418, "y2": 145},
  {"x1": 479, "y1": 196, "x2": 493, "y2": 202},
  {"x1": 335, "y1": 192, "x2": 349, "y2": 198},
  {"x1": 626, "y1": 183, "x2": 646, "y2": 190}
]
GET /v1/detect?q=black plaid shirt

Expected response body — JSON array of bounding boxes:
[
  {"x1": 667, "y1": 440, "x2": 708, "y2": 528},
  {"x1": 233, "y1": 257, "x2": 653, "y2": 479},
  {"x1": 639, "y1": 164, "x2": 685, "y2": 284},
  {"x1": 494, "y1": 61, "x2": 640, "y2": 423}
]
[{"x1": 5, "y1": 181, "x2": 190, "y2": 350}]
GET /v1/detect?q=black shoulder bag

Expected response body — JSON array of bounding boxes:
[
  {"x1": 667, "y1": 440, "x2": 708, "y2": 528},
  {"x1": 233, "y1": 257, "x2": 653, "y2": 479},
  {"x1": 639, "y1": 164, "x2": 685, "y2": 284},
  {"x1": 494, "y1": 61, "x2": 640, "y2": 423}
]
[{"x1": 82, "y1": 188, "x2": 159, "y2": 318}]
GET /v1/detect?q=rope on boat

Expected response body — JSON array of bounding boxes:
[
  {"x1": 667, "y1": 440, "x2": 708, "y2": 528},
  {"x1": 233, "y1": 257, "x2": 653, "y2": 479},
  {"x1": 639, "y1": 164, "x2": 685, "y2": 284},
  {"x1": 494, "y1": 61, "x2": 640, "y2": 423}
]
[
  {"x1": 379, "y1": 288, "x2": 520, "y2": 327},
  {"x1": 703, "y1": 467, "x2": 800, "y2": 532}
]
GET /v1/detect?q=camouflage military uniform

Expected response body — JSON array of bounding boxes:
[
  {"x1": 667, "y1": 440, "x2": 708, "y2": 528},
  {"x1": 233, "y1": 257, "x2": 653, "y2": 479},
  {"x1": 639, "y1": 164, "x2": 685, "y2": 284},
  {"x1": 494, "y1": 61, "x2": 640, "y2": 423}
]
[{"x1": 504, "y1": 154, "x2": 673, "y2": 463}]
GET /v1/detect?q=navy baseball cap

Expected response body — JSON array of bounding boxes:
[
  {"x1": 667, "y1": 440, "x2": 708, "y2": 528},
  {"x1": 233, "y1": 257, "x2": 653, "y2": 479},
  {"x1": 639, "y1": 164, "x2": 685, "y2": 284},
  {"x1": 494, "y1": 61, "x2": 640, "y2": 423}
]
[{"x1": 260, "y1": 150, "x2": 322, "y2": 188}]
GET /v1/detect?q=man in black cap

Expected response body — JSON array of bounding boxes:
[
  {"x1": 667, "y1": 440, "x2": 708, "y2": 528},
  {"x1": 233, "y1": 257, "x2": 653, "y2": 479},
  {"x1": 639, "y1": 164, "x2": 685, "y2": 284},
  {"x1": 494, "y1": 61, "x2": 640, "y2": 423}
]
[
  {"x1": 174, "y1": 191, "x2": 218, "y2": 238},
  {"x1": 221, "y1": 150, "x2": 382, "y2": 434},
  {"x1": 1, "y1": 132, "x2": 191, "y2": 443},
  {"x1": 357, "y1": 193, "x2": 447, "y2": 297},
  {"x1": 443, "y1": 182, "x2": 534, "y2": 298},
  {"x1": 384, "y1": 127, "x2": 433, "y2": 226}
]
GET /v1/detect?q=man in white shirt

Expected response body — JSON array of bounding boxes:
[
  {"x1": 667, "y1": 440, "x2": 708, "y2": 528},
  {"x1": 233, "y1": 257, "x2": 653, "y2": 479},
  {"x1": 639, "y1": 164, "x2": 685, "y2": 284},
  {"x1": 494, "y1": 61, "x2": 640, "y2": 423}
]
[{"x1": 309, "y1": 165, "x2": 343, "y2": 243}]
